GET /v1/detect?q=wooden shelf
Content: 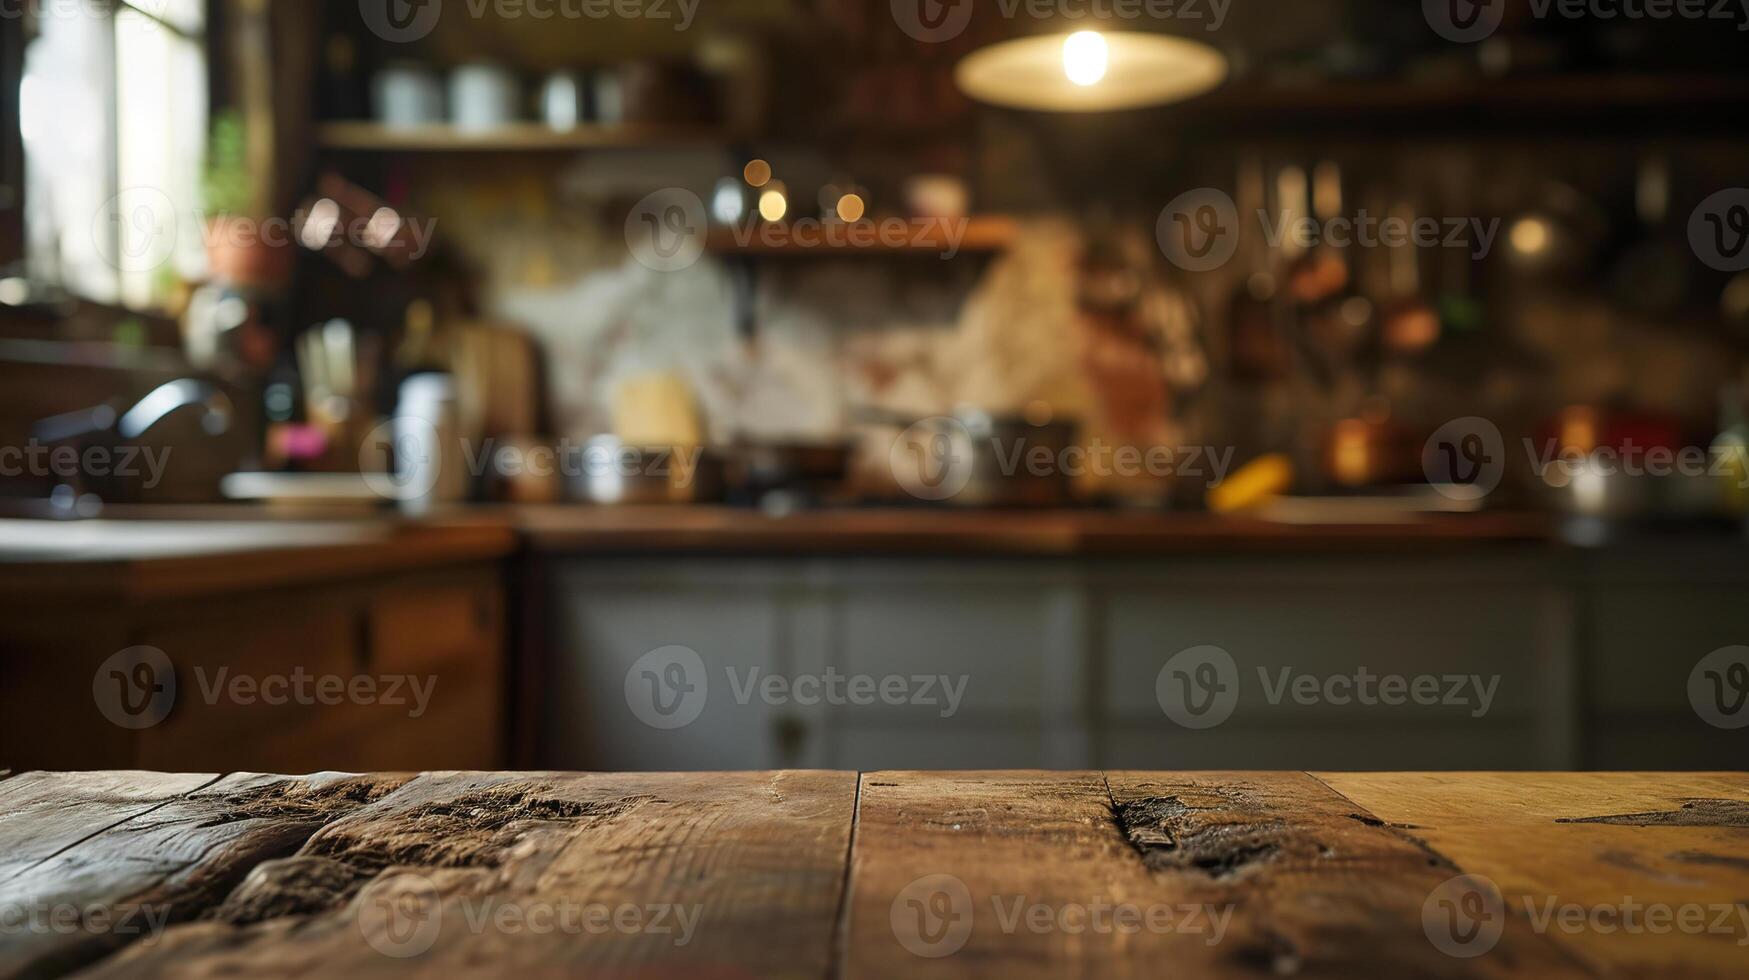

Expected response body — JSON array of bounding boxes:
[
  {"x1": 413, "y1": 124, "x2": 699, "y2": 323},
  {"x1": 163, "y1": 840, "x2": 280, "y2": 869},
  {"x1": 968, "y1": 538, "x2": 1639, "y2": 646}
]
[
  {"x1": 315, "y1": 121, "x2": 725, "y2": 152},
  {"x1": 705, "y1": 216, "x2": 1018, "y2": 256}
]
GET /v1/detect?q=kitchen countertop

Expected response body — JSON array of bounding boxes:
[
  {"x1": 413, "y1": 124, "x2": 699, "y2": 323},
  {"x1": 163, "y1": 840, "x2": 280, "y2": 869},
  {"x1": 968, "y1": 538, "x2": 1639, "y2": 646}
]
[
  {"x1": 515, "y1": 504, "x2": 1556, "y2": 556},
  {"x1": 0, "y1": 514, "x2": 516, "y2": 602},
  {"x1": 1, "y1": 503, "x2": 1719, "y2": 599},
  {"x1": 1, "y1": 769, "x2": 1743, "y2": 978}
]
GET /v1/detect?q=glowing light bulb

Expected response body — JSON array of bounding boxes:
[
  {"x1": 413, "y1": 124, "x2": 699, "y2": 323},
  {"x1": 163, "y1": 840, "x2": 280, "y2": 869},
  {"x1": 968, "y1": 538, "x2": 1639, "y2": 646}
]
[{"x1": 1063, "y1": 31, "x2": 1108, "y2": 87}]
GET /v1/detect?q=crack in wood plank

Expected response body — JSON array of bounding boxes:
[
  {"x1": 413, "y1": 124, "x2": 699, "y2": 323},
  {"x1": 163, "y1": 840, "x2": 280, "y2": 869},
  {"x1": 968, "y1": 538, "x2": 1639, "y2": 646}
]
[{"x1": 1554, "y1": 799, "x2": 1749, "y2": 828}]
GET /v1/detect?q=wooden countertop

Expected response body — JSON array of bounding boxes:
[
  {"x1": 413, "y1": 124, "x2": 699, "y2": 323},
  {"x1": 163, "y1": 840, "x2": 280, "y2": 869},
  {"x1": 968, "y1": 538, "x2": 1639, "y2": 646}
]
[
  {"x1": 0, "y1": 515, "x2": 516, "y2": 602},
  {"x1": 2, "y1": 770, "x2": 1743, "y2": 978},
  {"x1": 516, "y1": 505, "x2": 1555, "y2": 556}
]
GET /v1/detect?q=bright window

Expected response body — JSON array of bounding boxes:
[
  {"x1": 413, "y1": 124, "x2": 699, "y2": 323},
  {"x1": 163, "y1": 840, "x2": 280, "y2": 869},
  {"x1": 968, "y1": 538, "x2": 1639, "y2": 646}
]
[{"x1": 21, "y1": 0, "x2": 207, "y2": 310}]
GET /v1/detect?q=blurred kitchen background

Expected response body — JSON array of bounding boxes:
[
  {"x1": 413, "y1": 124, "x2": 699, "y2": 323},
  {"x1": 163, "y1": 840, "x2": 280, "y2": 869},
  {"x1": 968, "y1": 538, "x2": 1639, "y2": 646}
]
[{"x1": 3, "y1": 0, "x2": 1748, "y2": 774}]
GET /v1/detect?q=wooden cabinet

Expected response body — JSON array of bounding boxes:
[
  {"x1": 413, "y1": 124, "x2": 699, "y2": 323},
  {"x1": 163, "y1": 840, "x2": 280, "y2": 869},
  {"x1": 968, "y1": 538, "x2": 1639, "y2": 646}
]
[{"x1": 1, "y1": 564, "x2": 507, "y2": 773}]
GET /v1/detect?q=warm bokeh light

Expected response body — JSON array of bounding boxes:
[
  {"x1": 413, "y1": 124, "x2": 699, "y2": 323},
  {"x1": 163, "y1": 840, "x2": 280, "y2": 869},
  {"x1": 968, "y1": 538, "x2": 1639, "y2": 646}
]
[
  {"x1": 743, "y1": 159, "x2": 772, "y2": 187},
  {"x1": 758, "y1": 187, "x2": 787, "y2": 222},
  {"x1": 835, "y1": 193, "x2": 866, "y2": 222}
]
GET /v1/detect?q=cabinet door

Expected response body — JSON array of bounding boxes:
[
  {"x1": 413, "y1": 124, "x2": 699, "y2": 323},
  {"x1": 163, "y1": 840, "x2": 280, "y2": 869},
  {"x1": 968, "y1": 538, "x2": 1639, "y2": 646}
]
[
  {"x1": 135, "y1": 567, "x2": 505, "y2": 773},
  {"x1": 1587, "y1": 583, "x2": 1749, "y2": 769},
  {"x1": 367, "y1": 569, "x2": 505, "y2": 770},
  {"x1": 1098, "y1": 558, "x2": 1574, "y2": 770},
  {"x1": 546, "y1": 562, "x2": 789, "y2": 771},
  {"x1": 135, "y1": 591, "x2": 368, "y2": 773},
  {"x1": 825, "y1": 562, "x2": 1090, "y2": 769}
]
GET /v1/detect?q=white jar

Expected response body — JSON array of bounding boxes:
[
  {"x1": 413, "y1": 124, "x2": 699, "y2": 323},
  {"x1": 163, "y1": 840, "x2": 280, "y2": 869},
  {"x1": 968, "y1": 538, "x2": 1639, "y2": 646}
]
[
  {"x1": 449, "y1": 63, "x2": 520, "y2": 131},
  {"x1": 373, "y1": 64, "x2": 444, "y2": 128}
]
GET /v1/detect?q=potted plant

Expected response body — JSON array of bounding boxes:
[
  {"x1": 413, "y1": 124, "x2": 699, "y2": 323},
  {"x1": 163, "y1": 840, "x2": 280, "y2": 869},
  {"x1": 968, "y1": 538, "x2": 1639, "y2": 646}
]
[{"x1": 201, "y1": 110, "x2": 290, "y2": 287}]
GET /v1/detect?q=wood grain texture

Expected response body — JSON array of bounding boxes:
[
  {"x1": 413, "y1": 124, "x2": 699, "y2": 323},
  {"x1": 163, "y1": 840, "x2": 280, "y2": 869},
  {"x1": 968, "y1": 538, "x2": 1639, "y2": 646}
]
[
  {"x1": 79, "y1": 771, "x2": 857, "y2": 980},
  {"x1": 0, "y1": 772, "x2": 218, "y2": 882},
  {"x1": 842, "y1": 771, "x2": 1586, "y2": 979},
  {"x1": 0, "y1": 772, "x2": 405, "y2": 979},
  {"x1": 5, "y1": 771, "x2": 1744, "y2": 979},
  {"x1": 1318, "y1": 772, "x2": 1749, "y2": 980}
]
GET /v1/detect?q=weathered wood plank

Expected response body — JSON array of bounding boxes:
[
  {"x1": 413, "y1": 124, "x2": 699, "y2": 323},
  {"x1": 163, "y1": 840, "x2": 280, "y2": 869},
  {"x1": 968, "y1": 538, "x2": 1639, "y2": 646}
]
[
  {"x1": 843, "y1": 771, "x2": 1588, "y2": 979},
  {"x1": 1317, "y1": 772, "x2": 1749, "y2": 979},
  {"x1": 0, "y1": 772, "x2": 406, "y2": 980},
  {"x1": 80, "y1": 771, "x2": 858, "y2": 980},
  {"x1": 0, "y1": 772, "x2": 219, "y2": 882}
]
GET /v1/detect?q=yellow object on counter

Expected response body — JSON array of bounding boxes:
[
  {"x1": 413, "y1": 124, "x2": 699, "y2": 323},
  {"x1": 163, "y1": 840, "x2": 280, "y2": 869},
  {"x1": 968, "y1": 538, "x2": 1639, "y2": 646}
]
[
  {"x1": 613, "y1": 373, "x2": 703, "y2": 449},
  {"x1": 1207, "y1": 453, "x2": 1294, "y2": 513}
]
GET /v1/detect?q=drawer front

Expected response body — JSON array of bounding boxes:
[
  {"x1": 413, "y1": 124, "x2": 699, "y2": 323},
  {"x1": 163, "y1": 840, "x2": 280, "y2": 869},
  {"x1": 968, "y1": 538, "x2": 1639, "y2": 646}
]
[{"x1": 1103, "y1": 586, "x2": 1564, "y2": 728}]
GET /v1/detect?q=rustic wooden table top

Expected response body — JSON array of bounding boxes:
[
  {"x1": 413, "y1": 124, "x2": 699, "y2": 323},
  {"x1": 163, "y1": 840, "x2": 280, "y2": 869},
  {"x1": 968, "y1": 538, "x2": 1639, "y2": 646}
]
[{"x1": 1, "y1": 771, "x2": 1744, "y2": 979}]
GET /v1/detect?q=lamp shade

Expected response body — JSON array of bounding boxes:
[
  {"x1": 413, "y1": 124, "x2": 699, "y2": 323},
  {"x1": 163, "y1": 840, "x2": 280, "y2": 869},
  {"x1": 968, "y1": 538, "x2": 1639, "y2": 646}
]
[{"x1": 954, "y1": 30, "x2": 1228, "y2": 112}]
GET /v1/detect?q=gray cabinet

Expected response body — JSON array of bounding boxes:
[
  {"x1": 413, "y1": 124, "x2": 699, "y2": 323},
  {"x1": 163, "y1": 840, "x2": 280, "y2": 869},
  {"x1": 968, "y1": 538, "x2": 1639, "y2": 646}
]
[{"x1": 543, "y1": 548, "x2": 1746, "y2": 771}]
